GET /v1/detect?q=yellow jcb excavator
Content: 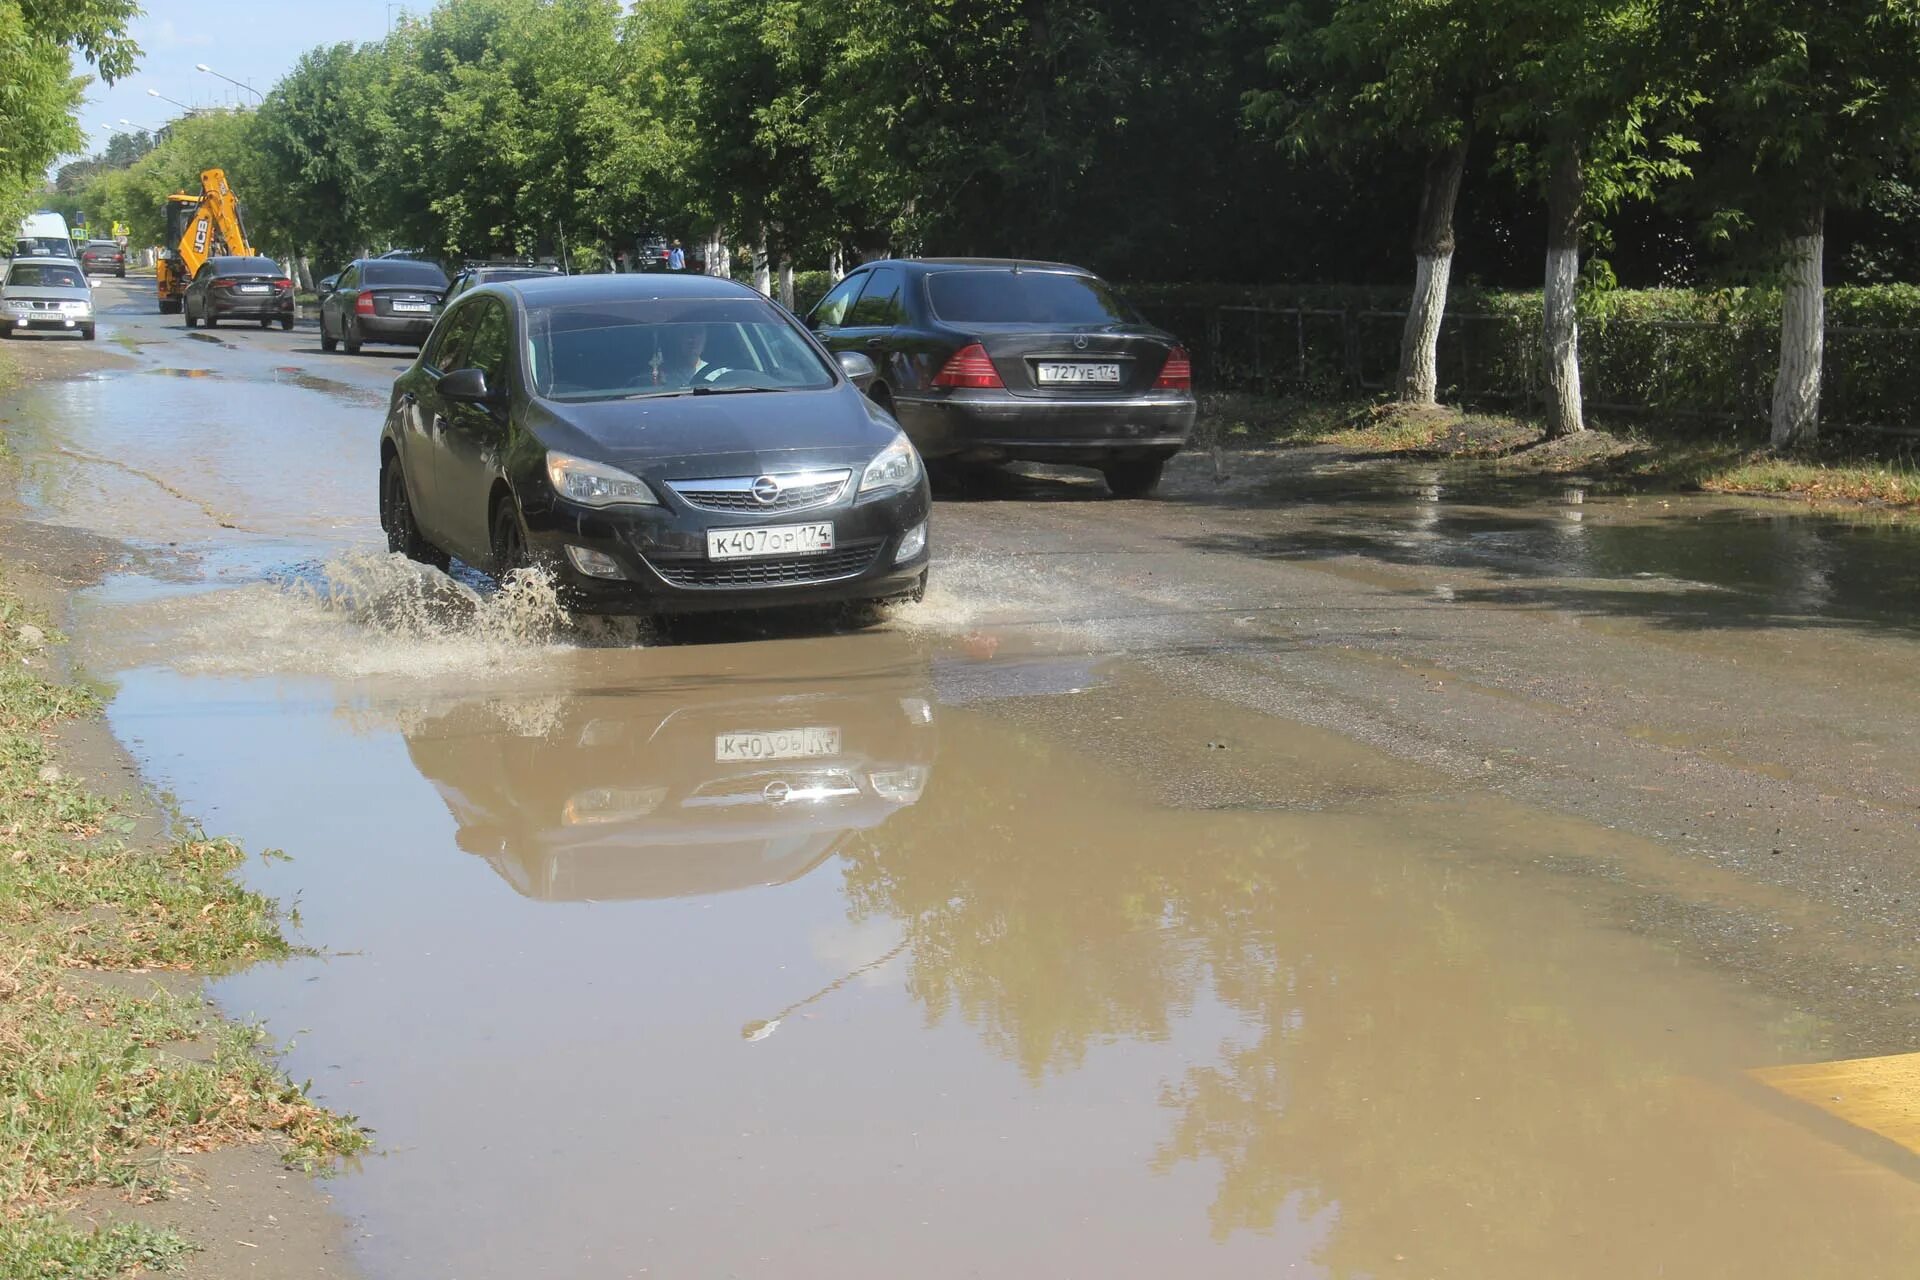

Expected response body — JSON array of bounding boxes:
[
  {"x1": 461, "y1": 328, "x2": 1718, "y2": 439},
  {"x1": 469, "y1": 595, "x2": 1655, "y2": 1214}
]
[{"x1": 156, "y1": 168, "x2": 255, "y2": 315}]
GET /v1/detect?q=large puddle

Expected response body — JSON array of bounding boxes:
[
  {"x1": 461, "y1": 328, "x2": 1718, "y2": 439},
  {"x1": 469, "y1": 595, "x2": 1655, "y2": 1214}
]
[{"x1": 84, "y1": 624, "x2": 1920, "y2": 1278}]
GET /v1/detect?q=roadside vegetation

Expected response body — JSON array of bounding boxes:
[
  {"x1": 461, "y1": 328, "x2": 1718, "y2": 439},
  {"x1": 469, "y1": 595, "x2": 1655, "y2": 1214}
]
[
  {"x1": 1202, "y1": 393, "x2": 1920, "y2": 507},
  {"x1": 0, "y1": 584, "x2": 364, "y2": 1276}
]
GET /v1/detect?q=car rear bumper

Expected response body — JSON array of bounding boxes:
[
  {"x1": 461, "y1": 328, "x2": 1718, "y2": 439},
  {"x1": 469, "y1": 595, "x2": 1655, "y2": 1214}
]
[
  {"x1": 519, "y1": 482, "x2": 933, "y2": 615},
  {"x1": 208, "y1": 296, "x2": 295, "y2": 318},
  {"x1": 354, "y1": 315, "x2": 435, "y2": 344},
  {"x1": 893, "y1": 391, "x2": 1195, "y2": 463}
]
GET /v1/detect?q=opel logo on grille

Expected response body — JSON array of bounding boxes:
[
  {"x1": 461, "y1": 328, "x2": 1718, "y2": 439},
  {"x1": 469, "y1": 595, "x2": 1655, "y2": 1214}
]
[
  {"x1": 750, "y1": 476, "x2": 782, "y2": 504},
  {"x1": 763, "y1": 780, "x2": 792, "y2": 803}
]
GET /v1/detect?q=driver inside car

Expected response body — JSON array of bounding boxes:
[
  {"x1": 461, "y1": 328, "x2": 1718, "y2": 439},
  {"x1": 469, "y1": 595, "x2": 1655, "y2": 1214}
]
[{"x1": 655, "y1": 323, "x2": 712, "y2": 386}]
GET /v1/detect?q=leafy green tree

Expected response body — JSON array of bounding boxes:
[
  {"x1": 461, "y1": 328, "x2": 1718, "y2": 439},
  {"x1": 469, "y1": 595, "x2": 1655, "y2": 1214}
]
[
  {"x1": 1675, "y1": 0, "x2": 1920, "y2": 447},
  {"x1": 0, "y1": 0, "x2": 139, "y2": 228},
  {"x1": 1251, "y1": 0, "x2": 1487, "y2": 405}
]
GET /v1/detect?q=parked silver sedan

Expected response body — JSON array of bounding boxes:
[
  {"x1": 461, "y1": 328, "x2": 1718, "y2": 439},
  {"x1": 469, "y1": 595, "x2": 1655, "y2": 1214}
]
[{"x1": 1, "y1": 257, "x2": 95, "y2": 340}]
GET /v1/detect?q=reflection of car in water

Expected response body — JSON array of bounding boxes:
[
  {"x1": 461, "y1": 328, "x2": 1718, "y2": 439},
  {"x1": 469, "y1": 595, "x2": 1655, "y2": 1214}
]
[{"x1": 401, "y1": 657, "x2": 937, "y2": 900}]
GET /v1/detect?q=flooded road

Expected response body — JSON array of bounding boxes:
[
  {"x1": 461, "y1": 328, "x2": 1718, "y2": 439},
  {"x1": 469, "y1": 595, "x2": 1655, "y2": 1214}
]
[{"x1": 19, "y1": 282, "x2": 1920, "y2": 1276}]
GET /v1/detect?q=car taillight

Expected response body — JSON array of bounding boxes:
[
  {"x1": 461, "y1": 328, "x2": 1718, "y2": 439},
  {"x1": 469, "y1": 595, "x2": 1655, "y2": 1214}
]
[
  {"x1": 932, "y1": 343, "x2": 1003, "y2": 389},
  {"x1": 273, "y1": 277, "x2": 292, "y2": 288},
  {"x1": 212, "y1": 277, "x2": 239, "y2": 287},
  {"x1": 355, "y1": 293, "x2": 376, "y2": 315},
  {"x1": 1154, "y1": 345, "x2": 1193, "y2": 390}
]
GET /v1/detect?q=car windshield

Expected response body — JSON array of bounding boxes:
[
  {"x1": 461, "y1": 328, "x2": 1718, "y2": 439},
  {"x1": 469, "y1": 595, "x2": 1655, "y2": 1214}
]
[
  {"x1": 927, "y1": 270, "x2": 1141, "y2": 325},
  {"x1": 525, "y1": 297, "x2": 838, "y2": 401},
  {"x1": 6, "y1": 263, "x2": 85, "y2": 289},
  {"x1": 364, "y1": 261, "x2": 447, "y2": 287},
  {"x1": 15, "y1": 237, "x2": 72, "y2": 259}
]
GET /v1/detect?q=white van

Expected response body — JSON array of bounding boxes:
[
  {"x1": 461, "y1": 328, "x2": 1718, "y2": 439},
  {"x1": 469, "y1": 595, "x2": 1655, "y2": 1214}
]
[{"x1": 14, "y1": 211, "x2": 75, "y2": 261}]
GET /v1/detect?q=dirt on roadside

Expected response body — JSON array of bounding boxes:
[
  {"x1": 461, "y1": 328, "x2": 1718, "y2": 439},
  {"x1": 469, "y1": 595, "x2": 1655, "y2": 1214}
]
[{"x1": 0, "y1": 334, "x2": 368, "y2": 1280}]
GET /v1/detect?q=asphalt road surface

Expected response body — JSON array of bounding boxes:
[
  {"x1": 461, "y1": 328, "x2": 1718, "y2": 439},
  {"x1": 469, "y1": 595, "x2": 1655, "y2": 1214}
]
[{"x1": 13, "y1": 278, "x2": 1920, "y2": 1278}]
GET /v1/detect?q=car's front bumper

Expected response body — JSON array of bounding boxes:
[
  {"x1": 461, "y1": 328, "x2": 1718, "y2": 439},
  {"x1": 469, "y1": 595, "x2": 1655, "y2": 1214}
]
[
  {"x1": 894, "y1": 390, "x2": 1195, "y2": 464},
  {"x1": 2, "y1": 311, "x2": 91, "y2": 332},
  {"x1": 520, "y1": 481, "x2": 933, "y2": 615}
]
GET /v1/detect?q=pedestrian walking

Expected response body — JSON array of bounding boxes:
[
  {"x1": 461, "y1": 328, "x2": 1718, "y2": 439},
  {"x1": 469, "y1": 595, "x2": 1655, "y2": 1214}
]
[{"x1": 668, "y1": 240, "x2": 686, "y2": 272}]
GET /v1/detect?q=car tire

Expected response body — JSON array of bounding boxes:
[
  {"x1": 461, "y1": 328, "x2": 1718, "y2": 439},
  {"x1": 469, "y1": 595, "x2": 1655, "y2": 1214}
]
[
  {"x1": 80, "y1": 324, "x2": 95, "y2": 342},
  {"x1": 204, "y1": 312, "x2": 218, "y2": 329},
  {"x1": 116, "y1": 269, "x2": 125, "y2": 278},
  {"x1": 343, "y1": 319, "x2": 363, "y2": 355},
  {"x1": 183, "y1": 304, "x2": 196, "y2": 328},
  {"x1": 280, "y1": 317, "x2": 294, "y2": 331},
  {"x1": 319, "y1": 315, "x2": 337, "y2": 353},
  {"x1": 491, "y1": 498, "x2": 530, "y2": 581},
  {"x1": 159, "y1": 298, "x2": 180, "y2": 315},
  {"x1": 258, "y1": 318, "x2": 271, "y2": 329},
  {"x1": 1102, "y1": 457, "x2": 1166, "y2": 499},
  {"x1": 380, "y1": 457, "x2": 450, "y2": 570}
]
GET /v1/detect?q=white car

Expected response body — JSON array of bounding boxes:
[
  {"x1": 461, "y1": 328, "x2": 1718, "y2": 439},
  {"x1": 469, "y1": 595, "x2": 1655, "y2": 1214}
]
[{"x1": 1, "y1": 257, "x2": 95, "y2": 340}]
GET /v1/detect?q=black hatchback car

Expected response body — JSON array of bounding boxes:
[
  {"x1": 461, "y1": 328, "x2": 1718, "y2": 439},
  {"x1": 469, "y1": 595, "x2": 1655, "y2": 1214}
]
[
  {"x1": 377, "y1": 273, "x2": 931, "y2": 615},
  {"x1": 77, "y1": 240, "x2": 126, "y2": 277},
  {"x1": 183, "y1": 256, "x2": 294, "y2": 329},
  {"x1": 807, "y1": 258, "x2": 1195, "y2": 497},
  {"x1": 319, "y1": 258, "x2": 449, "y2": 353}
]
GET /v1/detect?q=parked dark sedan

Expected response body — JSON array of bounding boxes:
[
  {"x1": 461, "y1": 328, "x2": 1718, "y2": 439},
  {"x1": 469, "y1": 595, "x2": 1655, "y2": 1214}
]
[
  {"x1": 808, "y1": 258, "x2": 1194, "y2": 497},
  {"x1": 319, "y1": 258, "x2": 449, "y2": 353},
  {"x1": 77, "y1": 240, "x2": 126, "y2": 277},
  {"x1": 377, "y1": 273, "x2": 931, "y2": 615},
  {"x1": 183, "y1": 256, "x2": 294, "y2": 329},
  {"x1": 439, "y1": 261, "x2": 562, "y2": 311}
]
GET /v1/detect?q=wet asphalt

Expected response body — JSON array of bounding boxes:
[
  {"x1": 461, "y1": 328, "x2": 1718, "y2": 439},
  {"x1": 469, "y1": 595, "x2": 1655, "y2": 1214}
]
[{"x1": 15, "y1": 278, "x2": 1920, "y2": 1277}]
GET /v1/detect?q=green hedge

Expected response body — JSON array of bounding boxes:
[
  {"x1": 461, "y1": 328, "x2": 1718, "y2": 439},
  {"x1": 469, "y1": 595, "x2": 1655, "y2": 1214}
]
[{"x1": 1120, "y1": 282, "x2": 1920, "y2": 429}]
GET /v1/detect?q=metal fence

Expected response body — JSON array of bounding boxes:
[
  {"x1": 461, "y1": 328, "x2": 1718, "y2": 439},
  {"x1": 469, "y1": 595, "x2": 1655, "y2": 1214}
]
[{"x1": 1137, "y1": 301, "x2": 1920, "y2": 434}]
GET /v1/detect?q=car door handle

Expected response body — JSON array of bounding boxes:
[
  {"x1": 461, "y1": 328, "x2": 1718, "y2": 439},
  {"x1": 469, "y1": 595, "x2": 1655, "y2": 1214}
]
[{"x1": 865, "y1": 337, "x2": 884, "y2": 349}]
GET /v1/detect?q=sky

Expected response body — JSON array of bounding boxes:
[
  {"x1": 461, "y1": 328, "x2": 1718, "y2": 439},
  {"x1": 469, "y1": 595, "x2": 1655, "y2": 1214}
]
[{"x1": 75, "y1": 0, "x2": 404, "y2": 153}]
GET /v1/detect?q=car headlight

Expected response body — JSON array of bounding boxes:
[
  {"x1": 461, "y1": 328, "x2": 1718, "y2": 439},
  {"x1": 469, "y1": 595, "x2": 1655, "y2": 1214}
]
[
  {"x1": 859, "y1": 433, "x2": 921, "y2": 495},
  {"x1": 61, "y1": 301, "x2": 91, "y2": 315},
  {"x1": 546, "y1": 451, "x2": 659, "y2": 507},
  {"x1": 3, "y1": 300, "x2": 33, "y2": 313},
  {"x1": 869, "y1": 766, "x2": 929, "y2": 804}
]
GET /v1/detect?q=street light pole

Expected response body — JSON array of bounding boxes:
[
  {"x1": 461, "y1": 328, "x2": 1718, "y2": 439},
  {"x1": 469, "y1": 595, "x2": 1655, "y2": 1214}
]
[
  {"x1": 195, "y1": 63, "x2": 264, "y2": 102},
  {"x1": 146, "y1": 88, "x2": 199, "y2": 114}
]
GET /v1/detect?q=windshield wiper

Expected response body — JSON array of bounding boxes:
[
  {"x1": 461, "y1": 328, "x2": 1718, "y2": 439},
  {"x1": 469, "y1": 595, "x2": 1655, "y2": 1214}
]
[{"x1": 689, "y1": 384, "x2": 778, "y2": 395}]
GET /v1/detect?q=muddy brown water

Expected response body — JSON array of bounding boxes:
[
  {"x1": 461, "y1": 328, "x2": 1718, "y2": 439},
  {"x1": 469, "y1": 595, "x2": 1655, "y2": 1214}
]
[{"x1": 19, "y1": 317, "x2": 1920, "y2": 1275}]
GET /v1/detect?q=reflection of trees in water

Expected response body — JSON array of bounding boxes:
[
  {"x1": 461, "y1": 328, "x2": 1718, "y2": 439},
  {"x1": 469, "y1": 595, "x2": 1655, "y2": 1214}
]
[{"x1": 844, "y1": 716, "x2": 1920, "y2": 1275}]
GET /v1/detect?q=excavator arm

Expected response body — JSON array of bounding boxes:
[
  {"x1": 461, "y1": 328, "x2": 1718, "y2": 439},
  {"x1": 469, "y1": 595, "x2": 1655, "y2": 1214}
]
[{"x1": 156, "y1": 168, "x2": 256, "y2": 314}]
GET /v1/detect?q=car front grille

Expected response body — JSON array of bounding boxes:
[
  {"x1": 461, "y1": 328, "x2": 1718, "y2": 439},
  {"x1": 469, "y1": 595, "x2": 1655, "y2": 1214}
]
[
  {"x1": 666, "y1": 470, "x2": 852, "y2": 515},
  {"x1": 647, "y1": 541, "x2": 881, "y2": 590}
]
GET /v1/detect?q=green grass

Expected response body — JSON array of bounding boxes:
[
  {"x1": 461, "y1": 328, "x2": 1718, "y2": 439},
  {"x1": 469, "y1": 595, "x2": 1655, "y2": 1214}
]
[
  {"x1": 0, "y1": 349, "x2": 18, "y2": 397},
  {"x1": 0, "y1": 581, "x2": 365, "y2": 1275}
]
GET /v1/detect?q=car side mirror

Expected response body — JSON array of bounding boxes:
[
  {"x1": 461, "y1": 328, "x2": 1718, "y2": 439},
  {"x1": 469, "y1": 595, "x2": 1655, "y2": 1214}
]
[
  {"x1": 837, "y1": 351, "x2": 878, "y2": 391},
  {"x1": 440, "y1": 367, "x2": 501, "y2": 405}
]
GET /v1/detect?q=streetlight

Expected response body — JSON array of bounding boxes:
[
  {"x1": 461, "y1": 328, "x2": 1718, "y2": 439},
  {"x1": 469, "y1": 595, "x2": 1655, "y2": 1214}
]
[
  {"x1": 195, "y1": 63, "x2": 262, "y2": 102},
  {"x1": 146, "y1": 87, "x2": 198, "y2": 114}
]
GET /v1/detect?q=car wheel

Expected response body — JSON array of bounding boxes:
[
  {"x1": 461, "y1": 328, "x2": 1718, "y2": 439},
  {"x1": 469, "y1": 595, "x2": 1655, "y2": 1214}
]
[
  {"x1": 1101, "y1": 457, "x2": 1166, "y2": 499},
  {"x1": 343, "y1": 318, "x2": 363, "y2": 355},
  {"x1": 319, "y1": 314, "x2": 337, "y2": 353},
  {"x1": 80, "y1": 324, "x2": 96, "y2": 342},
  {"x1": 204, "y1": 311, "x2": 218, "y2": 329},
  {"x1": 116, "y1": 269, "x2": 125, "y2": 278},
  {"x1": 381, "y1": 457, "x2": 451, "y2": 569},
  {"x1": 259, "y1": 318, "x2": 271, "y2": 329},
  {"x1": 280, "y1": 317, "x2": 294, "y2": 331},
  {"x1": 183, "y1": 303, "x2": 196, "y2": 328},
  {"x1": 491, "y1": 498, "x2": 530, "y2": 581}
]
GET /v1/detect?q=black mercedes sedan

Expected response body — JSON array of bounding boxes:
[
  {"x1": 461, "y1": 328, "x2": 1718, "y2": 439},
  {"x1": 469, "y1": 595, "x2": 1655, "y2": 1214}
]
[
  {"x1": 319, "y1": 257, "x2": 449, "y2": 353},
  {"x1": 807, "y1": 258, "x2": 1195, "y2": 497},
  {"x1": 377, "y1": 273, "x2": 931, "y2": 615},
  {"x1": 183, "y1": 256, "x2": 295, "y2": 329}
]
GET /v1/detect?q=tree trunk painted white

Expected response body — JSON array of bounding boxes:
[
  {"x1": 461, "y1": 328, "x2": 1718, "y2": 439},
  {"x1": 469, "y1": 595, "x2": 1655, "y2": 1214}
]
[
  {"x1": 778, "y1": 259, "x2": 795, "y2": 309},
  {"x1": 752, "y1": 228, "x2": 772, "y2": 295},
  {"x1": 1770, "y1": 209, "x2": 1824, "y2": 449},
  {"x1": 705, "y1": 224, "x2": 731, "y2": 278},
  {"x1": 1398, "y1": 137, "x2": 1468, "y2": 405},
  {"x1": 1542, "y1": 147, "x2": 1585, "y2": 436},
  {"x1": 828, "y1": 246, "x2": 844, "y2": 283}
]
